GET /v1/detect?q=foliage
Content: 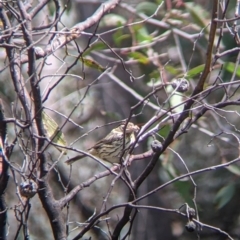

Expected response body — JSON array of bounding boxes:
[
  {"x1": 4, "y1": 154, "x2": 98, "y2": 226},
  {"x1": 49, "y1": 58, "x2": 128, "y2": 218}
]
[{"x1": 0, "y1": 0, "x2": 240, "y2": 240}]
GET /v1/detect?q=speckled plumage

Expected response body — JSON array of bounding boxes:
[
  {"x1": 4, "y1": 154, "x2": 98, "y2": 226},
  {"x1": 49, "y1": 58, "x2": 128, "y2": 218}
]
[{"x1": 65, "y1": 122, "x2": 139, "y2": 164}]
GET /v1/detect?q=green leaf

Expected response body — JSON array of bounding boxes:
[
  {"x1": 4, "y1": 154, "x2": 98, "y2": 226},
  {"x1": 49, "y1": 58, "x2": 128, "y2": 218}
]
[
  {"x1": 42, "y1": 111, "x2": 67, "y2": 154},
  {"x1": 79, "y1": 57, "x2": 106, "y2": 72},
  {"x1": 146, "y1": 77, "x2": 161, "y2": 87},
  {"x1": 48, "y1": 1, "x2": 56, "y2": 16},
  {"x1": 186, "y1": 64, "x2": 205, "y2": 78},
  {"x1": 164, "y1": 162, "x2": 192, "y2": 203},
  {"x1": 149, "y1": 69, "x2": 160, "y2": 80},
  {"x1": 136, "y1": 2, "x2": 159, "y2": 16},
  {"x1": 83, "y1": 42, "x2": 106, "y2": 56},
  {"x1": 158, "y1": 124, "x2": 171, "y2": 139},
  {"x1": 176, "y1": 64, "x2": 205, "y2": 79},
  {"x1": 226, "y1": 165, "x2": 240, "y2": 176},
  {"x1": 113, "y1": 30, "x2": 131, "y2": 47},
  {"x1": 165, "y1": 65, "x2": 182, "y2": 75},
  {"x1": 223, "y1": 62, "x2": 240, "y2": 78},
  {"x1": 128, "y1": 51, "x2": 149, "y2": 64},
  {"x1": 170, "y1": 94, "x2": 184, "y2": 113},
  {"x1": 185, "y1": 3, "x2": 209, "y2": 29},
  {"x1": 100, "y1": 14, "x2": 126, "y2": 27},
  {"x1": 136, "y1": 26, "x2": 153, "y2": 43},
  {"x1": 214, "y1": 184, "x2": 235, "y2": 209},
  {"x1": 174, "y1": 179, "x2": 192, "y2": 204}
]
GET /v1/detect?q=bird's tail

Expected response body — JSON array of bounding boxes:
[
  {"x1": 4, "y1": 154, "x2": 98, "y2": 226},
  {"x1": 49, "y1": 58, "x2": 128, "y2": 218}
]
[{"x1": 65, "y1": 154, "x2": 85, "y2": 165}]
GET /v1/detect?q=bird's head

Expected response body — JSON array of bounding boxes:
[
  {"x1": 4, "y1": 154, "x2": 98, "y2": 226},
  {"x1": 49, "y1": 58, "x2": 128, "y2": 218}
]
[{"x1": 118, "y1": 122, "x2": 139, "y2": 134}]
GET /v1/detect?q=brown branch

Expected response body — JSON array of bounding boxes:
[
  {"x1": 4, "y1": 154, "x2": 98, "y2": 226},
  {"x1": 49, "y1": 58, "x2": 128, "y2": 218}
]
[
  {"x1": 34, "y1": 0, "x2": 121, "y2": 58},
  {"x1": 18, "y1": 1, "x2": 67, "y2": 239},
  {"x1": 111, "y1": 2, "x2": 219, "y2": 238},
  {"x1": 176, "y1": 100, "x2": 240, "y2": 137},
  {"x1": 0, "y1": 101, "x2": 8, "y2": 240},
  {"x1": 194, "y1": 0, "x2": 218, "y2": 92},
  {"x1": 112, "y1": 150, "x2": 160, "y2": 240},
  {"x1": 215, "y1": 47, "x2": 240, "y2": 58},
  {"x1": 29, "y1": 0, "x2": 50, "y2": 19},
  {"x1": 74, "y1": 154, "x2": 240, "y2": 240},
  {"x1": 58, "y1": 151, "x2": 152, "y2": 208},
  {"x1": 59, "y1": 165, "x2": 119, "y2": 208}
]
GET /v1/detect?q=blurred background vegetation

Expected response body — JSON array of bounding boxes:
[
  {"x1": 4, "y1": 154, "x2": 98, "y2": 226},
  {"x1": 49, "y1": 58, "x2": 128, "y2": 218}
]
[{"x1": 1, "y1": 0, "x2": 240, "y2": 239}]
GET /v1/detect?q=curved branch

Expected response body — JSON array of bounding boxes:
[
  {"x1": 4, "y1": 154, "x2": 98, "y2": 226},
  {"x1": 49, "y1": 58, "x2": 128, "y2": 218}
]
[{"x1": 35, "y1": 0, "x2": 121, "y2": 58}]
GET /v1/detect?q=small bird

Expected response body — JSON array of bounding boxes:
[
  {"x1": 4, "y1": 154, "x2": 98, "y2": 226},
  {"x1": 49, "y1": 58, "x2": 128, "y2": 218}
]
[{"x1": 65, "y1": 122, "x2": 139, "y2": 164}]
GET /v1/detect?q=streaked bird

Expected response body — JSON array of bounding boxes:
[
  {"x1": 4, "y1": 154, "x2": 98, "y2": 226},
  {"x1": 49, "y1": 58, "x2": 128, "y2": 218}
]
[{"x1": 65, "y1": 122, "x2": 139, "y2": 164}]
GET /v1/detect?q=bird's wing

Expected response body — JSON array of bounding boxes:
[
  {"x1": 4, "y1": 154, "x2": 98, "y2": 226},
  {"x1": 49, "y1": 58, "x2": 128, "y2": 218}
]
[{"x1": 89, "y1": 132, "x2": 123, "y2": 150}]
